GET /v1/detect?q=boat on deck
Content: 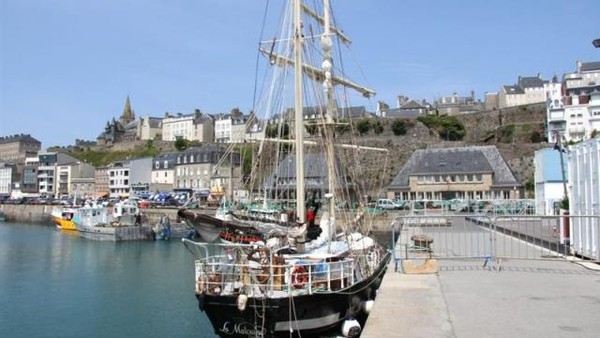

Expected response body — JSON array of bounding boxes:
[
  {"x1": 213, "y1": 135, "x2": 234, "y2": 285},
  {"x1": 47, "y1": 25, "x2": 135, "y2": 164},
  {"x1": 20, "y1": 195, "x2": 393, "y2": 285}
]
[
  {"x1": 73, "y1": 200, "x2": 153, "y2": 241},
  {"x1": 182, "y1": 1, "x2": 391, "y2": 337}
]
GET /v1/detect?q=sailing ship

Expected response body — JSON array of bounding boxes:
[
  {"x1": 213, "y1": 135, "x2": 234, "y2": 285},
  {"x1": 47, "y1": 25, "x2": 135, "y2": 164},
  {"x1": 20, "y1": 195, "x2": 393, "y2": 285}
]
[{"x1": 183, "y1": 1, "x2": 391, "y2": 337}]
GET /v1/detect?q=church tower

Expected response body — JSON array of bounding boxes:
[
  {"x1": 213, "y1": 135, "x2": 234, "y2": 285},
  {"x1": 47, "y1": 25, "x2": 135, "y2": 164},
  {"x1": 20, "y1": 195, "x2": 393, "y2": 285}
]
[{"x1": 119, "y1": 95, "x2": 135, "y2": 125}]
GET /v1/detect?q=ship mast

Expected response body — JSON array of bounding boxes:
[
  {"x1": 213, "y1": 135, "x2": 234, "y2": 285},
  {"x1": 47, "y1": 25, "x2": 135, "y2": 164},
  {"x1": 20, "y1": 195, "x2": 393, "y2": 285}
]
[
  {"x1": 322, "y1": 0, "x2": 337, "y2": 223},
  {"x1": 294, "y1": 0, "x2": 306, "y2": 224}
]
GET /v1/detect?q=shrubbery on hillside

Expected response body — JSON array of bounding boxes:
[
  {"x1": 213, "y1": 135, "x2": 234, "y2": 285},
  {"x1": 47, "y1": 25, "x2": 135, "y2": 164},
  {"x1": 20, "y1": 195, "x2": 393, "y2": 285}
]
[{"x1": 416, "y1": 115, "x2": 466, "y2": 141}]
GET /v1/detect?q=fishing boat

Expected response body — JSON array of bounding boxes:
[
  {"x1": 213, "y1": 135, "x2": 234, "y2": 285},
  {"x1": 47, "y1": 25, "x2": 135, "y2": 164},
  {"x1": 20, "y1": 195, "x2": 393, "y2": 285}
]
[
  {"x1": 73, "y1": 199, "x2": 153, "y2": 241},
  {"x1": 183, "y1": 1, "x2": 391, "y2": 337},
  {"x1": 51, "y1": 207, "x2": 78, "y2": 231}
]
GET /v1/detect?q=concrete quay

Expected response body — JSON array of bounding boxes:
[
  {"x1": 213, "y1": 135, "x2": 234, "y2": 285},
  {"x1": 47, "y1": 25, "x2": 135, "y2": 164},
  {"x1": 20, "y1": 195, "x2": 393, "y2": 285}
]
[
  {"x1": 362, "y1": 258, "x2": 600, "y2": 338},
  {"x1": 0, "y1": 203, "x2": 182, "y2": 224}
]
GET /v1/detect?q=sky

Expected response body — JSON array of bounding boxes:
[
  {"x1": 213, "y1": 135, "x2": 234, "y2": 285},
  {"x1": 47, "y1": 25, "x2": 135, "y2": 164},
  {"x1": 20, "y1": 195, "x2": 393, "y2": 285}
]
[{"x1": 1, "y1": 0, "x2": 599, "y2": 148}]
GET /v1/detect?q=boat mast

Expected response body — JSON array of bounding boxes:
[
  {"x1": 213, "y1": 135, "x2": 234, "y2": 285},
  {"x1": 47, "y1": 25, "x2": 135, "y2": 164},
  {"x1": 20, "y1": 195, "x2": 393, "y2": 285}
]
[
  {"x1": 294, "y1": 0, "x2": 306, "y2": 223},
  {"x1": 322, "y1": 0, "x2": 337, "y2": 222}
]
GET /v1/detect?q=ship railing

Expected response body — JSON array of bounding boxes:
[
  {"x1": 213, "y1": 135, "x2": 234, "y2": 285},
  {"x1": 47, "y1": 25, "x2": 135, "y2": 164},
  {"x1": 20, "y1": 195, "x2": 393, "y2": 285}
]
[{"x1": 184, "y1": 240, "x2": 361, "y2": 297}]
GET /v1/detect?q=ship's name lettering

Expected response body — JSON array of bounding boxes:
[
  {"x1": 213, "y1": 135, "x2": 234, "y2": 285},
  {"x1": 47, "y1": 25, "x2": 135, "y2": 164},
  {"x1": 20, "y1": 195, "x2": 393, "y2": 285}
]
[{"x1": 219, "y1": 321, "x2": 265, "y2": 337}]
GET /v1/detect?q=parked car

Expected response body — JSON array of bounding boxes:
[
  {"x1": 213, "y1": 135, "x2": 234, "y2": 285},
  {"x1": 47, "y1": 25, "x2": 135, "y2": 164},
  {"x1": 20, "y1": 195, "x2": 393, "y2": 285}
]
[{"x1": 376, "y1": 198, "x2": 402, "y2": 210}]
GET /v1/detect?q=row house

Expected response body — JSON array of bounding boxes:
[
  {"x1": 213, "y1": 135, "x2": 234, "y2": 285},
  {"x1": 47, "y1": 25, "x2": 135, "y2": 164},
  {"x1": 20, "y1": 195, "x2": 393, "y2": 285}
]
[
  {"x1": 545, "y1": 61, "x2": 600, "y2": 143},
  {"x1": 215, "y1": 109, "x2": 248, "y2": 143},
  {"x1": 0, "y1": 163, "x2": 17, "y2": 199},
  {"x1": 107, "y1": 157, "x2": 152, "y2": 198},
  {"x1": 174, "y1": 145, "x2": 241, "y2": 193},
  {"x1": 21, "y1": 156, "x2": 39, "y2": 195},
  {"x1": 151, "y1": 153, "x2": 178, "y2": 192},
  {"x1": 499, "y1": 74, "x2": 547, "y2": 109},
  {"x1": 162, "y1": 110, "x2": 215, "y2": 143},
  {"x1": 434, "y1": 91, "x2": 482, "y2": 115},
  {"x1": 34, "y1": 151, "x2": 91, "y2": 198}
]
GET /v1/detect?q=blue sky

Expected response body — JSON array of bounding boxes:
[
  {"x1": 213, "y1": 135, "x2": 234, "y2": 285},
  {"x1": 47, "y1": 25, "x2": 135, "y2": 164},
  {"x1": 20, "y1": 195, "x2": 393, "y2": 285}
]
[{"x1": 1, "y1": 0, "x2": 599, "y2": 148}]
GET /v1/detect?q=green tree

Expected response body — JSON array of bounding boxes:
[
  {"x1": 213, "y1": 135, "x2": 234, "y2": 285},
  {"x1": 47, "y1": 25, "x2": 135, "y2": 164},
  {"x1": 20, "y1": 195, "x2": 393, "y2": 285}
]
[
  {"x1": 391, "y1": 119, "x2": 408, "y2": 136},
  {"x1": 174, "y1": 137, "x2": 189, "y2": 151},
  {"x1": 305, "y1": 123, "x2": 319, "y2": 136},
  {"x1": 356, "y1": 119, "x2": 371, "y2": 135},
  {"x1": 530, "y1": 130, "x2": 543, "y2": 143},
  {"x1": 373, "y1": 121, "x2": 384, "y2": 134},
  {"x1": 266, "y1": 123, "x2": 290, "y2": 139},
  {"x1": 417, "y1": 115, "x2": 466, "y2": 141}
]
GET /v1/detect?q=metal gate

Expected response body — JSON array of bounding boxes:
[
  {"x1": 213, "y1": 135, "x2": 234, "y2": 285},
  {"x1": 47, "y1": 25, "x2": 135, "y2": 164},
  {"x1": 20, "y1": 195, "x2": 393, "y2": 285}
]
[{"x1": 390, "y1": 214, "x2": 596, "y2": 272}]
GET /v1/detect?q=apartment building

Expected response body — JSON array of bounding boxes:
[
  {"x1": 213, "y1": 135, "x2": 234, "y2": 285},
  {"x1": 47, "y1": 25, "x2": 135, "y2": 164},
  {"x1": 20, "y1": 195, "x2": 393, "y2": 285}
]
[{"x1": 546, "y1": 61, "x2": 600, "y2": 142}]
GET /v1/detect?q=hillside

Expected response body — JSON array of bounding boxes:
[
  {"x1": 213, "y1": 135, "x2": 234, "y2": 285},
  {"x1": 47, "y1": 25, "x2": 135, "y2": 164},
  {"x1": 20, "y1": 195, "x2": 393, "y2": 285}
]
[
  {"x1": 347, "y1": 102, "x2": 548, "y2": 196},
  {"x1": 66, "y1": 103, "x2": 548, "y2": 196}
]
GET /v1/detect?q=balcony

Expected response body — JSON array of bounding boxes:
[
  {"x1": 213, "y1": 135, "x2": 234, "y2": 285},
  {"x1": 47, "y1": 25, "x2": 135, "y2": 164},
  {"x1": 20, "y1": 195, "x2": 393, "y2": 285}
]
[
  {"x1": 548, "y1": 109, "x2": 565, "y2": 122},
  {"x1": 568, "y1": 125, "x2": 586, "y2": 134}
]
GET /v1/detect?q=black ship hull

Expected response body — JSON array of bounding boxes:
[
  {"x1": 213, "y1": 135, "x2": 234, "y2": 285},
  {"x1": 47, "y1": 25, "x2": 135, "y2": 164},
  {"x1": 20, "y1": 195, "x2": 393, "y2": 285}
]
[{"x1": 197, "y1": 252, "x2": 391, "y2": 338}]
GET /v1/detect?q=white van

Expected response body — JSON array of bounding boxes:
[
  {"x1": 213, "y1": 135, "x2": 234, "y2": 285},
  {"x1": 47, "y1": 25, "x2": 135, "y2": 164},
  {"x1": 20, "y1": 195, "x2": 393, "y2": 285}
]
[{"x1": 376, "y1": 198, "x2": 401, "y2": 210}]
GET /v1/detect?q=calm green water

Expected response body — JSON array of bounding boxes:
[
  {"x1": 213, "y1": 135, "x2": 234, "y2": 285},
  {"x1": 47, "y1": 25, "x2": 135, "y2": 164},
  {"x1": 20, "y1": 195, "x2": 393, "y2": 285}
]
[{"x1": 0, "y1": 222, "x2": 217, "y2": 338}]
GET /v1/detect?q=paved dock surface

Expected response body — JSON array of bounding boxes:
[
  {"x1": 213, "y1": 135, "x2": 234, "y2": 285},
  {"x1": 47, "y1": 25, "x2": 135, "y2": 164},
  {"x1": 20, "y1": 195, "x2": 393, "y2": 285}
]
[{"x1": 362, "y1": 258, "x2": 600, "y2": 338}]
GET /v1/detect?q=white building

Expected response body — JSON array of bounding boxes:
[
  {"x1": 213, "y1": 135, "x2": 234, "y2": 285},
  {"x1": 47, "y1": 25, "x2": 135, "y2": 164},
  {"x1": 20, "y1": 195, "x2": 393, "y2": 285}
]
[
  {"x1": 215, "y1": 115, "x2": 233, "y2": 143},
  {"x1": 547, "y1": 61, "x2": 600, "y2": 143},
  {"x1": 162, "y1": 114, "x2": 196, "y2": 141},
  {"x1": 162, "y1": 111, "x2": 215, "y2": 143},
  {"x1": 0, "y1": 163, "x2": 15, "y2": 198}
]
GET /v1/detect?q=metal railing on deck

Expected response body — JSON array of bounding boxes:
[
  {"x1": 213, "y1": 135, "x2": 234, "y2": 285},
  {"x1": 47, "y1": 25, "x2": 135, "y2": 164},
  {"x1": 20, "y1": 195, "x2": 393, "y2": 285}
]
[{"x1": 183, "y1": 240, "x2": 358, "y2": 297}]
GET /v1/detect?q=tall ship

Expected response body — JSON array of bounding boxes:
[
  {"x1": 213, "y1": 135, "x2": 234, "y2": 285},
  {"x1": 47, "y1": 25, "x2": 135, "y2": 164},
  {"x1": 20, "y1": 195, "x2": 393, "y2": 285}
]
[{"x1": 182, "y1": 1, "x2": 392, "y2": 337}]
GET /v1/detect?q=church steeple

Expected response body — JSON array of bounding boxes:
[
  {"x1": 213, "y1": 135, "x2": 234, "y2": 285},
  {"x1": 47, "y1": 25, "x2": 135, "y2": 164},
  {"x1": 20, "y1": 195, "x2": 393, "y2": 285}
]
[{"x1": 119, "y1": 95, "x2": 135, "y2": 125}]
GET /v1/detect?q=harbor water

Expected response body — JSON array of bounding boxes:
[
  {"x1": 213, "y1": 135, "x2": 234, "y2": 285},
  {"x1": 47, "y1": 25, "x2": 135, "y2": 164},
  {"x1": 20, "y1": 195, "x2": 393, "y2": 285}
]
[{"x1": 0, "y1": 221, "x2": 217, "y2": 338}]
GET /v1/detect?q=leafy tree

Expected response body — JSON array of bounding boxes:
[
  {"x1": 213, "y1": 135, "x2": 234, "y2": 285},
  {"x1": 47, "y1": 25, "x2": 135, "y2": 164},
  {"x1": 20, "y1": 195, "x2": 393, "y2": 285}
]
[
  {"x1": 266, "y1": 122, "x2": 290, "y2": 139},
  {"x1": 391, "y1": 119, "x2": 408, "y2": 136},
  {"x1": 305, "y1": 123, "x2": 319, "y2": 136},
  {"x1": 174, "y1": 137, "x2": 189, "y2": 151},
  {"x1": 373, "y1": 121, "x2": 384, "y2": 134},
  {"x1": 417, "y1": 115, "x2": 465, "y2": 141},
  {"x1": 355, "y1": 119, "x2": 371, "y2": 135},
  {"x1": 530, "y1": 130, "x2": 543, "y2": 143}
]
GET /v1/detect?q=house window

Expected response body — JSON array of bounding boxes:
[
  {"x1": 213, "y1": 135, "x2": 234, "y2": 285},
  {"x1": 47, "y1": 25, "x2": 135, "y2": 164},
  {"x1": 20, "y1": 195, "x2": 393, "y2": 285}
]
[{"x1": 163, "y1": 160, "x2": 168, "y2": 169}]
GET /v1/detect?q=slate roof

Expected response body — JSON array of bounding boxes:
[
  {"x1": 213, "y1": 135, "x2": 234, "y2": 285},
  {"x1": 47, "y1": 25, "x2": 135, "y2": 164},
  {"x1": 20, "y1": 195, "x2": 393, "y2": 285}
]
[
  {"x1": 503, "y1": 85, "x2": 524, "y2": 94},
  {"x1": 412, "y1": 151, "x2": 493, "y2": 175},
  {"x1": 146, "y1": 117, "x2": 162, "y2": 128},
  {"x1": 580, "y1": 61, "x2": 600, "y2": 72},
  {"x1": 388, "y1": 146, "x2": 521, "y2": 189},
  {"x1": 400, "y1": 100, "x2": 426, "y2": 110},
  {"x1": 518, "y1": 76, "x2": 547, "y2": 88},
  {"x1": 381, "y1": 108, "x2": 422, "y2": 119}
]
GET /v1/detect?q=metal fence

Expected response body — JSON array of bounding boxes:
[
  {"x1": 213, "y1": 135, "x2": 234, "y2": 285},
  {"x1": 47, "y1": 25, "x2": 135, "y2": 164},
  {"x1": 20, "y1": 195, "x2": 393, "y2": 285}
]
[{"x1": 391, "y1": 214, "x2": 600, "y2": 272}]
